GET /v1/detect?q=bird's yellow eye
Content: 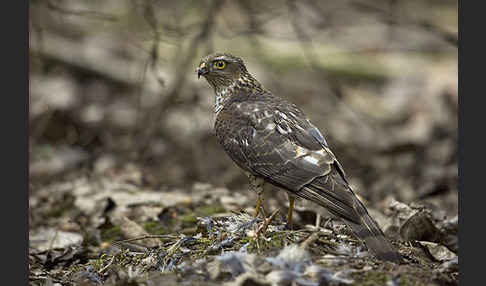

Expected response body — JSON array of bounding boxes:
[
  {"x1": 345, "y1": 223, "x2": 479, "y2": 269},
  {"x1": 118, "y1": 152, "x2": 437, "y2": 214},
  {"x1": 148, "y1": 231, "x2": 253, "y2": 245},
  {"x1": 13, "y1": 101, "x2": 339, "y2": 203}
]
[{"x1": 214, "y1": 60, "x2": 226, "y2": 70}]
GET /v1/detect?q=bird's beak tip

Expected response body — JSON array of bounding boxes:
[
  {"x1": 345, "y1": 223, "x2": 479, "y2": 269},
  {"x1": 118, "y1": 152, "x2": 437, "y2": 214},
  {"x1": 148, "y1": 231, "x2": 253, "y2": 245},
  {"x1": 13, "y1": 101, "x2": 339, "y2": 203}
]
[{"x1": 197, "y1": 63, "x2": 207, "y2": 79}]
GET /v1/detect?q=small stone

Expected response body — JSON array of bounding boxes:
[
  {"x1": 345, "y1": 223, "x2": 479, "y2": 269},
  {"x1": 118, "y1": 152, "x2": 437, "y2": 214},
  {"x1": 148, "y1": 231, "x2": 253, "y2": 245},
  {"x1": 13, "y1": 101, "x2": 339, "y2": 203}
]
[
  {"x1": 418, "y1": 241, "x2": 457, "y2": 261},
  {"x1": 400, "y1": 211, "x2": 442, "y2": 242}
]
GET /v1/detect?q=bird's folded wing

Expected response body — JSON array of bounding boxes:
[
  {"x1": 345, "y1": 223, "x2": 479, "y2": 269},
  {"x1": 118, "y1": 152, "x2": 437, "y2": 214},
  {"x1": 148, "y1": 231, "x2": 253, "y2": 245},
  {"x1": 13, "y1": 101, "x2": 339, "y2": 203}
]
[
  {"x1": 218, "y1": 98, "x2": 340, "y2": 193},
  {"x1": 217, "y1": 98, "x2": 400, "y2": 262}
]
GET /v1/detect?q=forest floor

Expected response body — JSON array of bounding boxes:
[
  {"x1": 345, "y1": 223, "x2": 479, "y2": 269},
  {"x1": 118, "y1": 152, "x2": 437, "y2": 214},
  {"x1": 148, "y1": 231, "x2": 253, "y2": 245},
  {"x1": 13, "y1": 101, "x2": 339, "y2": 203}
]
[{"x1": 29, "y1": 167, "x2": 458, "y2": 286}]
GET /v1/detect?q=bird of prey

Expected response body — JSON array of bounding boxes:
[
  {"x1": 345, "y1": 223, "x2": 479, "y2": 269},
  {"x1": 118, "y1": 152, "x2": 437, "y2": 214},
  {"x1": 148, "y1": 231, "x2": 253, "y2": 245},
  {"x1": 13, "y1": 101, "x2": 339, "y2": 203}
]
[{"x1": 197, "y1": 52, "x2": 400, "y2": 262}]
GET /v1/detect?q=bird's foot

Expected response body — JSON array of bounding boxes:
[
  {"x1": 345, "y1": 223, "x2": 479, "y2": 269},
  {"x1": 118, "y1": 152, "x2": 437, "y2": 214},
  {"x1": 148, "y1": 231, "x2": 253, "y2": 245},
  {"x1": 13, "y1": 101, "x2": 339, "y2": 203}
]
[{"x1": 255, "y1": 208, "x2": 279, "y2": 238}]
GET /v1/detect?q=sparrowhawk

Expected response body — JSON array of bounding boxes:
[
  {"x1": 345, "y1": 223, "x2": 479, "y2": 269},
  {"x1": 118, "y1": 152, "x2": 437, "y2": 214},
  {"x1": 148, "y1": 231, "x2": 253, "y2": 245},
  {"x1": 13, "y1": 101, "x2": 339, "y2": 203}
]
[{"x1": 197, "y1": 52, "x2": 400, "y2": 262}]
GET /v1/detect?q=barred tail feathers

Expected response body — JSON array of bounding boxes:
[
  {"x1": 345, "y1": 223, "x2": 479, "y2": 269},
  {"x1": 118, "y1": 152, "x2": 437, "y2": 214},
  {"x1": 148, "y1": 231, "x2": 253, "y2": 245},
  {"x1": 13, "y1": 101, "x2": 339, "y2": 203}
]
[{"x1": 298, "y1": 177, "x2": 400, "y2": 262}]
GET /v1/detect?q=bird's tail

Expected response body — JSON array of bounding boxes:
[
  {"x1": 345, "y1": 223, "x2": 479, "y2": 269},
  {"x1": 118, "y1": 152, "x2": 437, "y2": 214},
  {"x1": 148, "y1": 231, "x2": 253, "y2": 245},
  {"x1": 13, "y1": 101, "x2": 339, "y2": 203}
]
[
  {"x1": 342, "y1": 206, "x2": 401, "y2": 262},
  {"x1": 298, "y1": 175, "x2": 400, "y2": 262}
]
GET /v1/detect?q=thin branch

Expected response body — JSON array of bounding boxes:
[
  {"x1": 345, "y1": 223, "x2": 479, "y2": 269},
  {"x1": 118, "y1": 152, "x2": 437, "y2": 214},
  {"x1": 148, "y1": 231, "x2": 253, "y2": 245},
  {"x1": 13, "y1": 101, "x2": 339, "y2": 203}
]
[
  {"x1": 137, "y1": 0, "x2": 224, "y2": 155},
  {"x1": 286, "y1": 0, "x2": 380, "y2": 139},
  {"x1": 113, "y1": 234, "x2": 177, "y2": 245}
]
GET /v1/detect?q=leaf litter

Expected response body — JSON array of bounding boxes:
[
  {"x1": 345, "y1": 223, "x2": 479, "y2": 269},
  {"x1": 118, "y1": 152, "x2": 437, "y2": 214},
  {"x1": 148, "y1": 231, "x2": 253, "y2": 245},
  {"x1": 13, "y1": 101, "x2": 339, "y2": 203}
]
[{"x1": 29, "y1": 171, "x2": 457, "y2": 286}]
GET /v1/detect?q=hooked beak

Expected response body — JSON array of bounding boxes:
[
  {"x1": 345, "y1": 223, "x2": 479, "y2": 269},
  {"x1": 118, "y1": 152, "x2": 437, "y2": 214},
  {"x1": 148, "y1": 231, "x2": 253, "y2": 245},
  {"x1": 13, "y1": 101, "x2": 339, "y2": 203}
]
[{"x1": 197, "y1": 62, "x2": 208, "y2": 79}]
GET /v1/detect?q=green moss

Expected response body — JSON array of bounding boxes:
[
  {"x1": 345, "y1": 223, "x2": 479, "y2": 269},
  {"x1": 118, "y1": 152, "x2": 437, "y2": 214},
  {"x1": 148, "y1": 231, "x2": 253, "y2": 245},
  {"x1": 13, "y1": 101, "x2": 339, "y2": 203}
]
[
  {"x1": 143, "y1": 221, "x2": 170, "y2": 236},
  {"x1": 83, "y1": 249, "x2": 150, "y2": 275},
  {"x1": 198, "y1": 237, "x2": 213, "y2": 245},
  {"x1": 180, "y1": 214, "x2": 198, "y2": 225},
  {"x1": 351, "y1": 271, "x2": 391, "y2": 286},
  {"x1": 100, "y1": 226, "x2": 124, "y2": 242},
  {"x1": 268, "y1": 232, "x2": 286, "y2": 248},
  {"x1": 397, "y1": 274, "x2": 430, "y2": 286},
  {"x1": 91, "y1": 253, "x2": 108, "y2": 272},
  {"x1": 45, "y1": 193, "x2": 76, "y2": 218},
  {"x1": 197, "y1": 204, "x2": 226, "y2": 216},
  {"x1": 244, "y1": 237, "x2": 259, "y2": 252}
]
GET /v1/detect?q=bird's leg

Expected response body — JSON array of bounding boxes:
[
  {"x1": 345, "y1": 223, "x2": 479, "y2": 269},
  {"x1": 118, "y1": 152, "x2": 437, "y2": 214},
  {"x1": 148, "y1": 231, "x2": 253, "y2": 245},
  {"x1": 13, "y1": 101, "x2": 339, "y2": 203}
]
[
  {"x1": 255, "y1": 195, "x2": 264, "y2": 218},
  {"x1": 248, "y1": 173, "x2": 265, "y2": 218},
  {"x1": 287, "y1": 193, "x2": 296, "y2": 229}
]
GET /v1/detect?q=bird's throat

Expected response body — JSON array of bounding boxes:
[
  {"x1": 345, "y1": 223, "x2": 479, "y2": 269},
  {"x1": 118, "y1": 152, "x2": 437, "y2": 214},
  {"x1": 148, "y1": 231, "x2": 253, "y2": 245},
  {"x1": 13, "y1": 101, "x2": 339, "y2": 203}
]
[
  {"x1": 213, "y1": 74, "x2": 262, "y2": 114},
  {"x1": 214, "y1": 80, "x2": 239, "y2": 114}
]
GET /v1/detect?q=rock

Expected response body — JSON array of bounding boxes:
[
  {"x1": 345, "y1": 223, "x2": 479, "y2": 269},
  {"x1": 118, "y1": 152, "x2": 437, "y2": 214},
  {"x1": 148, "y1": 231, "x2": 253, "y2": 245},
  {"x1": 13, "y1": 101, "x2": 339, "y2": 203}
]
[
  {"x1": 30, "y1": 145, "x2": 89, "y2": 178},
  {"x1": 265, "y1": 270, "x2": 298, "y2": 286},
  {"x1": 400, "y1": 211, "x2": 442, "y2": 242},
  {"x1": 418, "y1": 241, "x2": 457, "y2": 262},
  {"x1": 110, "y1": 214, "x2": 160, "y2": 248},
  {"x1": 29, "y1": 228, "x2": 83, "y2": 252},
  {"x1": 226, "y1": 273, "x2": 270, "y2": 286}
]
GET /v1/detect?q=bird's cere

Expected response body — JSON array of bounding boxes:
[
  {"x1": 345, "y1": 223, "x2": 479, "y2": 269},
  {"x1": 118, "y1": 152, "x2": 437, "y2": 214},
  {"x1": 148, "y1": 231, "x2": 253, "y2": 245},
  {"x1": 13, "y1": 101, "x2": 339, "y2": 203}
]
[{"x1": 197, "y1": 62, "x2": 208, "y2": 78}]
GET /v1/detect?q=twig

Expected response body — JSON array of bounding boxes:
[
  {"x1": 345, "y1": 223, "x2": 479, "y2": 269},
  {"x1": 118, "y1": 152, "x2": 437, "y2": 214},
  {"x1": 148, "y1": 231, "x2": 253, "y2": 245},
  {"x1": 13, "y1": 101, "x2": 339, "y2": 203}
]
[
  {"x1": 136, "y1": 0, "x2": 224, "y2": 156},
  {"x1": 256, "y1": 208, "x2": 280, "y2": 238},
  {"x1": 98, "y1": 255, "x2": 115, "y2": 275},
  {"x1": 113, "y1": 234, "x2": 176, "y2": 245},
  {"x1": 46, "y1": 229, "x2": 59, "y2": 261},
  {"x1": 286, "y1": 0, "x2": 380, "y2": 140},
  {"x1": 300, "y1": 232, "x2": 319, "y2": 249},
  {"x1": 133, "y1": 0, "x2": 166, "y2": 139}
]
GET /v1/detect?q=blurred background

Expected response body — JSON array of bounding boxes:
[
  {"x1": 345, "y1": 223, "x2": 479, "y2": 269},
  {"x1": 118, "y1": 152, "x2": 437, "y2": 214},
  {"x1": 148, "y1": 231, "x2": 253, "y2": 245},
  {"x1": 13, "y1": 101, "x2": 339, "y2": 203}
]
[{"x1": 29, "y1": 0, "x2": 457, "y2": 216}]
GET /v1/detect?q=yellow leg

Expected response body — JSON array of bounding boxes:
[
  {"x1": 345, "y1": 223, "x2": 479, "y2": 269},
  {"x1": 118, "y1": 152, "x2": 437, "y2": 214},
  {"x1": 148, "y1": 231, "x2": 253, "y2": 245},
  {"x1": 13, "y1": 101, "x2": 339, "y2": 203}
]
[
  {"x1": 249, "y1": 173, "x2": 265, "y2": 218},
  {"x1": 287, "y1": 194, "x2": 295, "y2": 228},
  {"x1": 254, "y1": 195, "x2": 263, "y2": 218}
]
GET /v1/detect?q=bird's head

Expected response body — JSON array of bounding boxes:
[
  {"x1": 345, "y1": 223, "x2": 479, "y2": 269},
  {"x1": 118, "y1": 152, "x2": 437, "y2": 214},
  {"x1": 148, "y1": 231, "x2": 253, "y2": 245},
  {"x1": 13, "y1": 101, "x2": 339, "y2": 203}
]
[{"x1": 197, "y1": 53, "x2": 252, "y2": 92}]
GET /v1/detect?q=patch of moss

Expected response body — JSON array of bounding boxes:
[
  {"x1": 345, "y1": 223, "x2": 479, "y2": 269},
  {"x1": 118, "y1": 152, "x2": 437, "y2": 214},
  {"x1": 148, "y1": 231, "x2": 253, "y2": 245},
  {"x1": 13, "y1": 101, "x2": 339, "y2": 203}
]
[
  {"x1": 198, "y1": 237, "x2": 213, "y2": 245},
  {"x1": 191, "y1": 237, "x2": 217, "y2": 259},
  {"x1": 143, "y1": 221, "x2": 170, "y2": 236},
  {"x1": 352, "y1": 271, "x2": 431, "y2": 286},
  {"x1": 237, "y1": 236, "x2": 261, "y2": 253},
  {"x1": 88, "y1": 253, "x2": 109, "y2": 272},
  {"x1": 397, "y1": 274, "x2": 431, "y2": 286},
  {"x1": 351, "y1": 271, "x2": 391, "y2": 286},
  {"x1": 45, "y1": 193, "x2": 76, "y2": 218},
  {"x1": 197, "y1": 204, "x2": 226, "y2": 216},
  {"x1": 268, "y1": 232, "x2": 286, "y2": 248},
  {"x1": 100, "y1": 226, "x2": 124, "y2": 242},
  {"x1": 180, "y1": 214, "x2": 198, "y2": 225},
  {"x1": 84, "y1": 249, "x2": 150, "y2": 275}
]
